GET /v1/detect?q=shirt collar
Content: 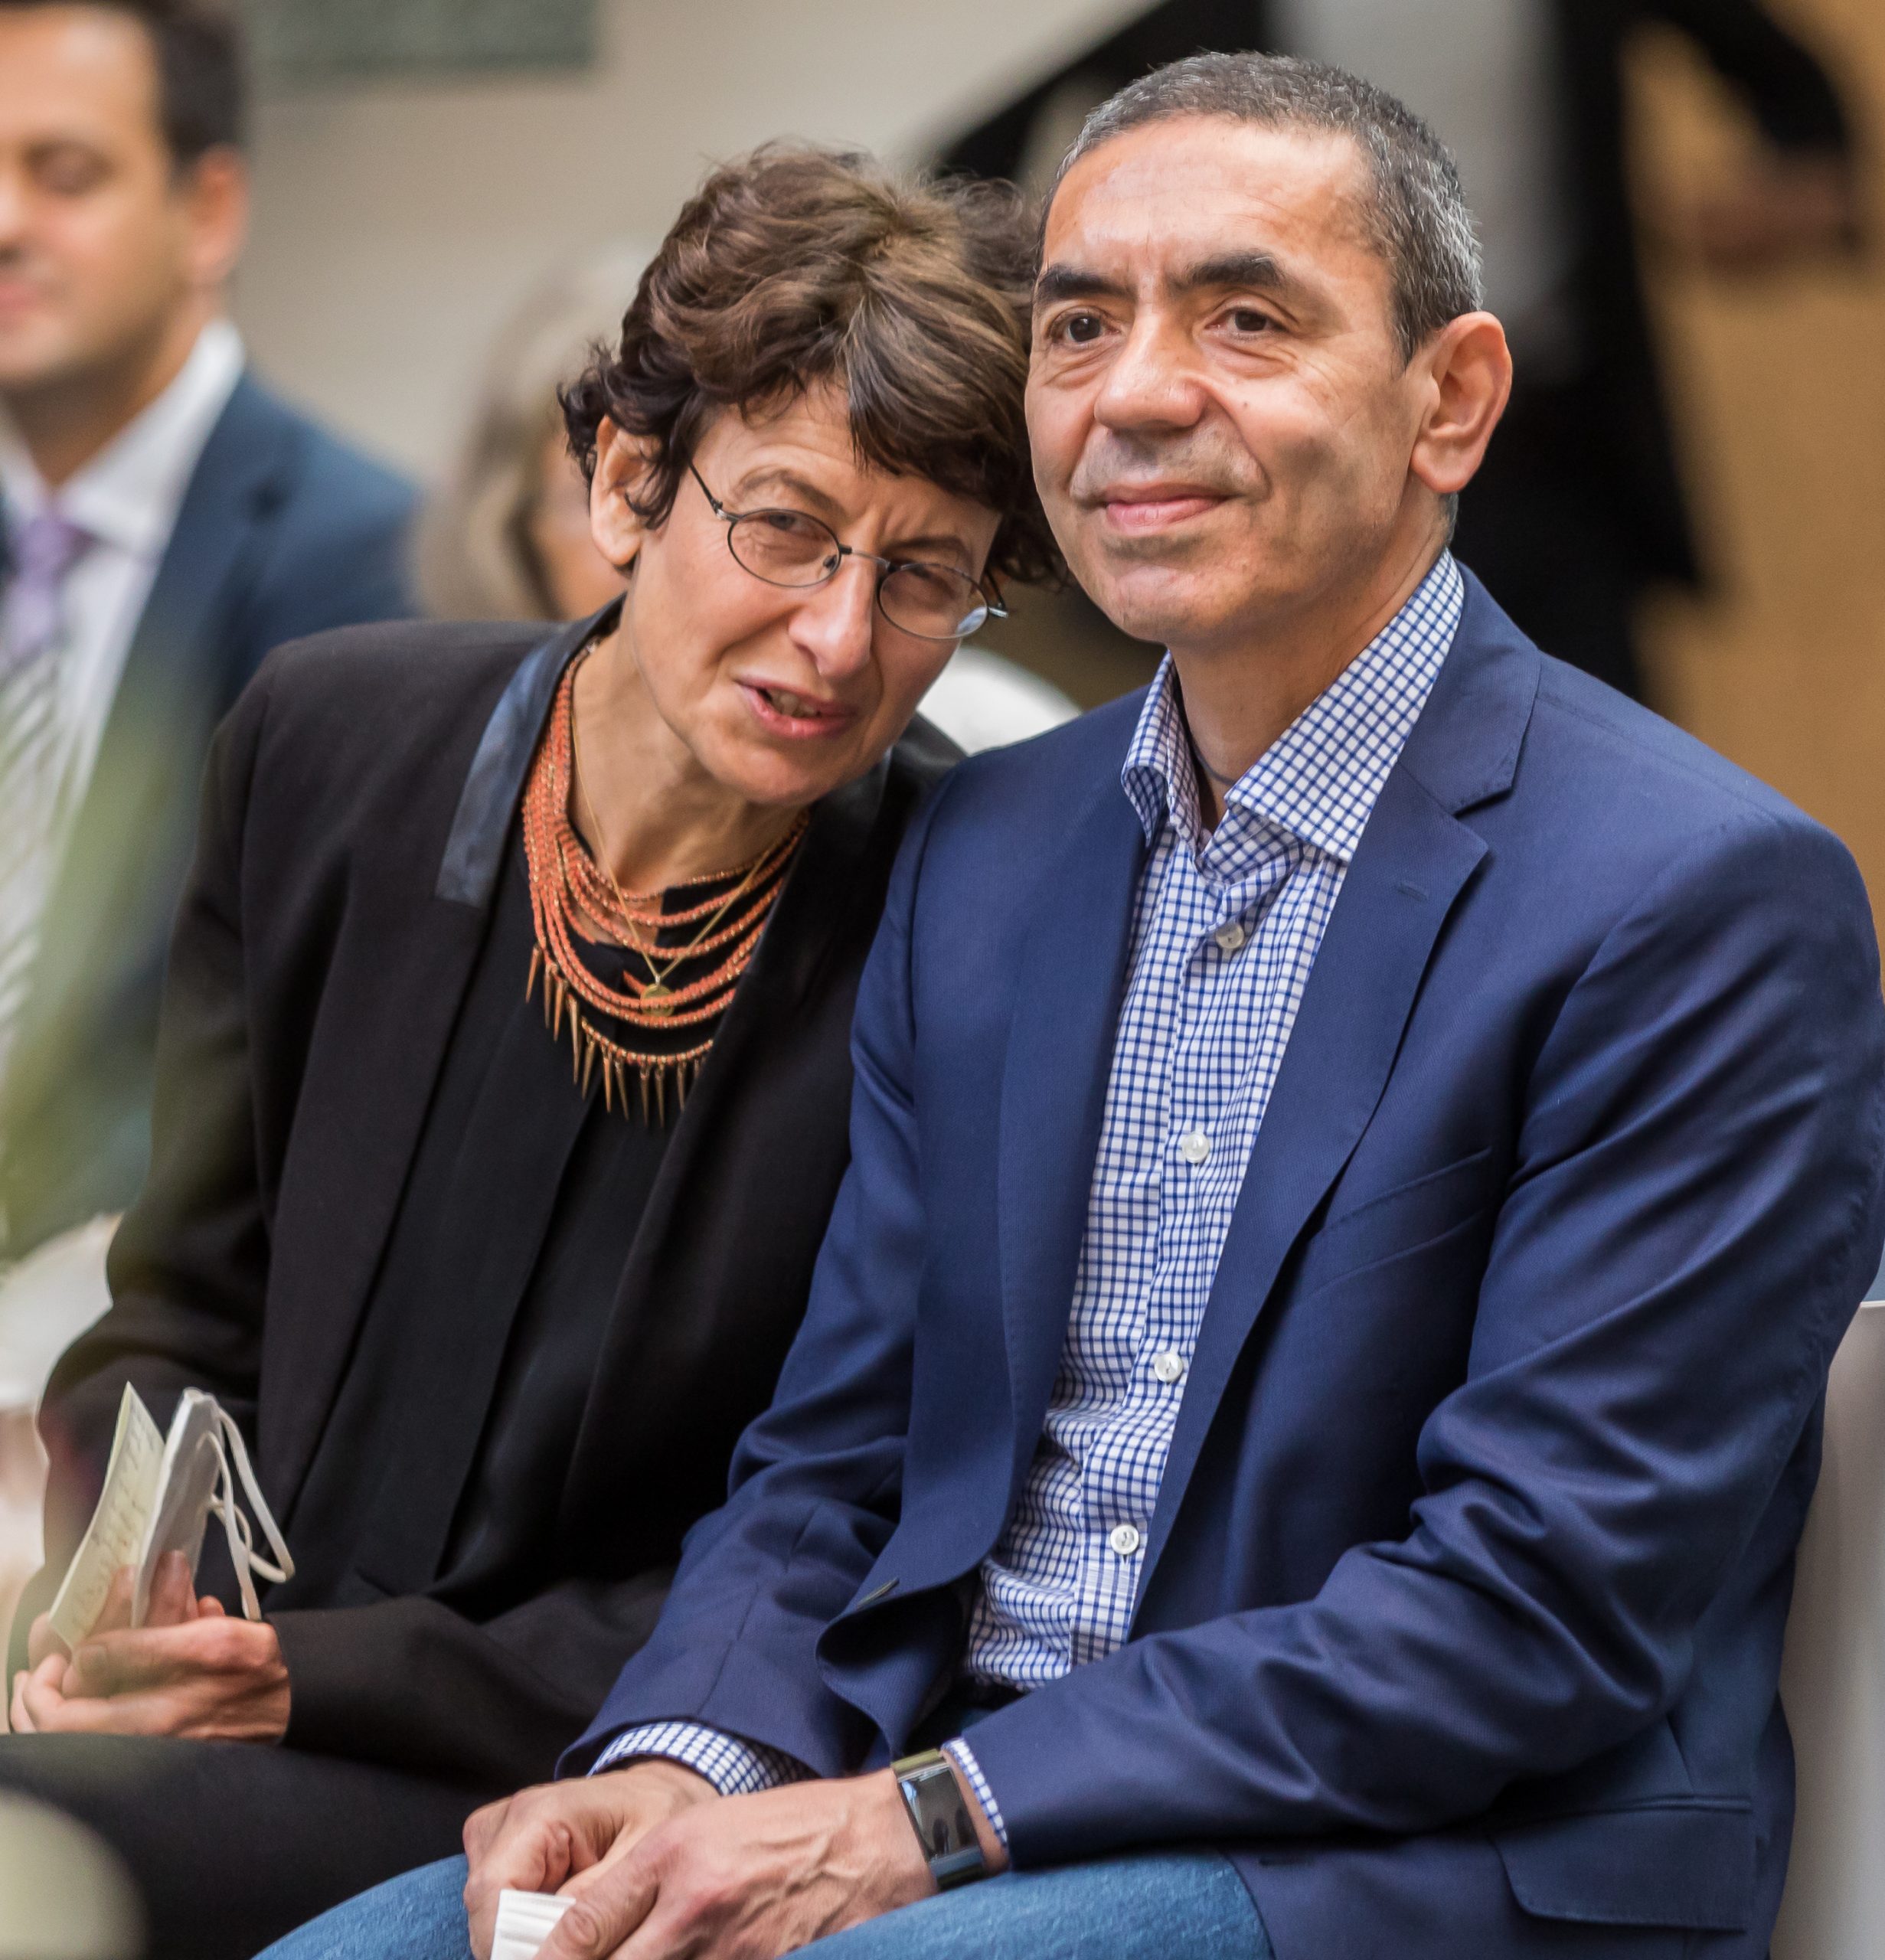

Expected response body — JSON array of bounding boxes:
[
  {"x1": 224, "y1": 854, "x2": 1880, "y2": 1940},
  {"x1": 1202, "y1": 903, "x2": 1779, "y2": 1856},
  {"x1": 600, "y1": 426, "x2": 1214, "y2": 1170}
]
[
  {"x1": 0, "y1": 318, "x2": 244, "y2": 559},
  {"x1": 1121, "y1": 550, "x2": 1465, "y2": 871}
]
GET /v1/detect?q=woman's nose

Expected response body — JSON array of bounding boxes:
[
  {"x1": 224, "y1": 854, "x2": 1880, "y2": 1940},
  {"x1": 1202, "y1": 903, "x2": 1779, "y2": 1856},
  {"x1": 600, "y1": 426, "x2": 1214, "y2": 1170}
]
[{"x1": 790, "y1": 558, "x2": 879, "y2": 678}]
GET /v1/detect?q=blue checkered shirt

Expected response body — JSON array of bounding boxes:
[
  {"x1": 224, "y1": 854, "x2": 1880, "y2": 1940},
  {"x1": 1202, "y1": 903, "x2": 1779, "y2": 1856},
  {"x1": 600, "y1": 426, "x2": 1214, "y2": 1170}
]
[{"x1": 596, "y1": 555, "x2": 1465, "y2": 1842}]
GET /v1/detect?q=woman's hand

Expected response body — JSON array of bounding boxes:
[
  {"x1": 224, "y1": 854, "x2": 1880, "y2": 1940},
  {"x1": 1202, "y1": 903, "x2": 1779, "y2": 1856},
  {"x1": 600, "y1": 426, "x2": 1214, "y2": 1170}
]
[{"x1": 8, "y1": 1552, "x2": 289, "y2": 1742}]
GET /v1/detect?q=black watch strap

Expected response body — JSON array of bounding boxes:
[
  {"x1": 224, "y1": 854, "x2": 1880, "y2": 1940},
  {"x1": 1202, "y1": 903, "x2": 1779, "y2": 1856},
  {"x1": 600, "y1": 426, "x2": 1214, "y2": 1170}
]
[{"x1": 891, "y1": 1749, "x2": 988, "y2": 1890}]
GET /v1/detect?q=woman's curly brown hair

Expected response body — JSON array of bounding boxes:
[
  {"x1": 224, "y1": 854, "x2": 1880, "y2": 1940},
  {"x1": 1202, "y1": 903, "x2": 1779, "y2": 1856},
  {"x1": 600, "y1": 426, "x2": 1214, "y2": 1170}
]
[{"x1": 561, "y1": 143, "x2": 1059, "y2": 587}]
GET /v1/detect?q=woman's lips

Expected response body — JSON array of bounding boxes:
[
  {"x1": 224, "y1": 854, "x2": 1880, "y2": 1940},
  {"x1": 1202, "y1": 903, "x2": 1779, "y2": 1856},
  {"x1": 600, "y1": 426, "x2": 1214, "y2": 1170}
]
[{"x1": 738, "y1": 681, "x2": 858, "y2": 740}]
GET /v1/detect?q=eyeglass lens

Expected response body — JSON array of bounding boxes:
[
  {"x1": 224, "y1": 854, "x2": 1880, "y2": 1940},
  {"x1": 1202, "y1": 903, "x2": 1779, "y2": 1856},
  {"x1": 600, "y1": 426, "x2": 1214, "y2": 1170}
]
[{"x1": 725, "y1": 510, "x2": 987, "y2": 639}]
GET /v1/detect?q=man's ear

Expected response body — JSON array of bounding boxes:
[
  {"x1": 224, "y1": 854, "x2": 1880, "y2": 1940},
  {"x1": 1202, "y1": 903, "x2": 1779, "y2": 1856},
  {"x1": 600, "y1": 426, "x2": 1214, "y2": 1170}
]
[
  {"x1": 181, "y1": 146, "x2": 249, "y2": 293},
  {"x1": 589, "y1": 418, "x2": 659, "y2": 572},
  {"x1": 1409, "y1": 312, "x2": 1513, "y2": 500}
]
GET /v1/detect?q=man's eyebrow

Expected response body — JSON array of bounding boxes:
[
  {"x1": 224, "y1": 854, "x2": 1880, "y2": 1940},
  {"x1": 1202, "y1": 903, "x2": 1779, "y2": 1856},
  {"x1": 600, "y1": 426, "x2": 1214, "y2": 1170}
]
[
  {"x1": 1170, "y1": 251, "x2": 1295, "y2": 298},
  {"x1": 1034, "y1": 263, "x2": 1131, "y2": 308},
  {"x1": 1034, "y1": 253, "x2": 1305, "y2": 308}
]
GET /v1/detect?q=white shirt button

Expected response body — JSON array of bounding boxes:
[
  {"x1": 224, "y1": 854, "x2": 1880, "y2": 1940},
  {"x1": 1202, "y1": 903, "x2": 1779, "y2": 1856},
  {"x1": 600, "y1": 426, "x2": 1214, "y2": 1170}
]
[
  {"x1": 1178, "y1": 1128, "x2": 1210, "y2": 1165},
  {"x1": 1109, "y1": 1524, "x2": 1142, "y2": 1557},
  {"x1": 1152, "y1": 1349, "x2": 1184, "y2": 1385},
  {"x1": 1214, "y1": 920, "x2": 1246, "y2": 953}
]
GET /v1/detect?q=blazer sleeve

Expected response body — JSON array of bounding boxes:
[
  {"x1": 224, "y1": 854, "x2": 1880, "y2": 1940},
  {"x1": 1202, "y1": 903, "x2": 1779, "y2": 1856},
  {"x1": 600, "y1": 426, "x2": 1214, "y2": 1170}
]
[
  {"x1": 1641, "y1": 0, "x2": 1855, "y2": 154},
  {"x1": 962, "y1": 809, "x2": 1885, "y2": 1864},
  {"x1": 562, "y1": 776, "x2": 959, "y2": 1777},
  {"x1": 271, "y1": 1574, "x2": 671, "y2": 1789},
  {"x1": 11, "y1": 668, "x2": 280, "y2": 1671}
]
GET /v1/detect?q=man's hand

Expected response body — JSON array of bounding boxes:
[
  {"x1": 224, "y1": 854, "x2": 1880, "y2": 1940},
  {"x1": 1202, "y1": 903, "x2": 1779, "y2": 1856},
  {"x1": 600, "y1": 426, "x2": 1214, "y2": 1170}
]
[
  {"x1": 462, "y1": 1762, "x2": 720, "y2": 1958},
  {"x1": 530, "y1": 1766, "x2": 999, "y2": 1960},
  {"x1": 8, "y1": 1553, "x2": 289, "y2": 1742}
]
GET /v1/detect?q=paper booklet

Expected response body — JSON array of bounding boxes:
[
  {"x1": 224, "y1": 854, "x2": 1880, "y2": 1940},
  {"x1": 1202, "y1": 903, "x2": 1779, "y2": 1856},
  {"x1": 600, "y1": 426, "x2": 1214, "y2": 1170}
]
[
  {"x1": 47, "y1": 1383, "x2": 295, "y2": 1651},
  {"x1": 492, "y1": 1890, "x2": 576, "y2": 1960}
]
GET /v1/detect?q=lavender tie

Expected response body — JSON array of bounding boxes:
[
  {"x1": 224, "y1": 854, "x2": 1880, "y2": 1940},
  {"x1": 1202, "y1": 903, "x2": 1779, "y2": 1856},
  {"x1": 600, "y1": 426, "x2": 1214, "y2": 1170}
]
[
  {"x1": 4, "y1": 506, "x2": 93, "y2": 677},
  {"x1": 1, "y1": 507, "x2": 93, "y2": 1121}
]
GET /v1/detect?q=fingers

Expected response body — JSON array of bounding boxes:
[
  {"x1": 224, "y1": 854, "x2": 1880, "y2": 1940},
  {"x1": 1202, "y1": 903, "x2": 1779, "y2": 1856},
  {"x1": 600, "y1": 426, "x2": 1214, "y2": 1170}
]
[
  {"x1": 10, "y1": 1669, "x2": 36, "y2": 1733},
  {"x1": 25, "y1": 1612, "x2": 67, "y2": 1671},
  {"x1": 18, "y1": 1654, "x2": 87, "y2": 1733},
  {"x1": 145, "y1": 1551, "x2": 196, "y2": 1627},
  {"x1": 462, "y1": 1788, "x2": 582, "y2": 1955},
  {"x1": 537, "y1": 1851, "x2": 661, "y2": 1960},
  {"x1": 87, "y1": 1566, "x2": 138, "y2": 1639}
]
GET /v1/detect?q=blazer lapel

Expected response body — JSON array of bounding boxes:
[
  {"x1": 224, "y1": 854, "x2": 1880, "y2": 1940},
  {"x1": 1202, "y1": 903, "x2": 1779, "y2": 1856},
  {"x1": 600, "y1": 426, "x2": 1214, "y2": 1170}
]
[
  {"x1": 264, "y1": 612, "x2": 606, "y2": 1507},
  {"x1": 1138, "y1": 579, "x2": 1540, "y2": 1592},
  {"x1": 995, "y1": 767, "x2": 1148, "y2": 1507},
  {"x1": 8, "y1": 383, "x2": 296, "y2": 1118}
]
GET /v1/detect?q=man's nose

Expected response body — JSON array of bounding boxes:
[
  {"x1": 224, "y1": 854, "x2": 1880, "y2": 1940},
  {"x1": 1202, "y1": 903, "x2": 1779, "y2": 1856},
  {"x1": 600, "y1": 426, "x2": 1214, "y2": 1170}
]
[
  {"x1": 1093, "y1": 315, "x2": 1206, "y2": 432},
  {"x1": 0, "y1": 164, "x2": 29, "y2": 249},
  {"x1": 789, "y1": 557, "x2": 878, "y2": 679}
]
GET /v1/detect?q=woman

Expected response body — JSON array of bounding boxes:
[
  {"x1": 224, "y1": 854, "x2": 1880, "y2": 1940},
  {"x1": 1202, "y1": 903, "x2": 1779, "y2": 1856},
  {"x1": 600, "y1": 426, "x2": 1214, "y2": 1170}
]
[
  {"x1": 420, "y1": 249, "x2": 1077, "y2": 754},
  {"x1": 0, "y1": 145, "x2": 1052, "y2": 1960}
]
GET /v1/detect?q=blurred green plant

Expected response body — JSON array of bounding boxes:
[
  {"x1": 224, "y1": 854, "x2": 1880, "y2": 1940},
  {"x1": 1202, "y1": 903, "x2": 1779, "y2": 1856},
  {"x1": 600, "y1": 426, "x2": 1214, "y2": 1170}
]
[{"x1": 245, "y1": 0, "x2": 598, "y2": 80}]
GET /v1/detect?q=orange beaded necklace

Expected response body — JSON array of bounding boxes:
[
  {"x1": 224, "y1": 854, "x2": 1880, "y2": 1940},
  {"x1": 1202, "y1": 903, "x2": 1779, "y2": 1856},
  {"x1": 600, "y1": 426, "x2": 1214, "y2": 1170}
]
[{"x1": 519, "y1": 652, "x2": 806, "y2": 1122}]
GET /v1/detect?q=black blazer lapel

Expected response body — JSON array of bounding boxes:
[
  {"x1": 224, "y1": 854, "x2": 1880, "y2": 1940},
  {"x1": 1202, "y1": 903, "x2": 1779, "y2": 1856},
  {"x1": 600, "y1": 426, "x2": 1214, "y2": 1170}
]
[
  {"x1": 1138, "y1": 582, "x2": 1540, "y2": 1594},
  {"x1": 263, "y1": 613, "x2": 606, "y2": 1508}
]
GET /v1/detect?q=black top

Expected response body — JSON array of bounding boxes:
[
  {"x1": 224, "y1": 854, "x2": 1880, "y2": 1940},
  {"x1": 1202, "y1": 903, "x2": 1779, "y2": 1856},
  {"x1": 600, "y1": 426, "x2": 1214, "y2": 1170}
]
[
  {"x1": 274, "y1": 830, "x2": 675, "y2": 1612},
  {"x1": 20, "y1": 611, "x2": 958, "y2": 1792}
]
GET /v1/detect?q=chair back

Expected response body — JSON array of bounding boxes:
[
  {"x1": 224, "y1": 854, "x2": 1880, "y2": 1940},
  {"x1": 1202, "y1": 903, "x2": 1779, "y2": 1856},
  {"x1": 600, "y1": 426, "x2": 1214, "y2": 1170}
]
[{"x1": 1772, "y1": 1286, "x2": 1885, "y2": 1960}]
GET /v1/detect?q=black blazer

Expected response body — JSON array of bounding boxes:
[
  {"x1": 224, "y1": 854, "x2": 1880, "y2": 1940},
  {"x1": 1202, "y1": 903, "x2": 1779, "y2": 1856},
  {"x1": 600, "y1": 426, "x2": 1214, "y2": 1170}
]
[
  {"x1": 0, "y1": 374, "x2": 417, "y2": 1259},
  {"x1": 17, "y1": 610, "x2": 956, "y2": 1794},
  {"x1": 941, "y1": 0, "x2": 1854, "y2": 591}
]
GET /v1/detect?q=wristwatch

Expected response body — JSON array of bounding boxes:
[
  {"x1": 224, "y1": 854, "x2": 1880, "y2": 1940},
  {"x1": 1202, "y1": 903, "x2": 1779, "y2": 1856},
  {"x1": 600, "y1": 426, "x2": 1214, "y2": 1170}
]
[{"x1": 890, "y1": 1749, "x2": 988, "y2": 1890}]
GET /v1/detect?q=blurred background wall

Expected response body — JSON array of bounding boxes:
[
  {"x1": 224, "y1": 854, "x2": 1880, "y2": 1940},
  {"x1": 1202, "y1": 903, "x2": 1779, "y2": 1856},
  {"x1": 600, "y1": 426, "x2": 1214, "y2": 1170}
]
[{"x1": 226, "y1": 0, "x2": 1885, "y2": 916}]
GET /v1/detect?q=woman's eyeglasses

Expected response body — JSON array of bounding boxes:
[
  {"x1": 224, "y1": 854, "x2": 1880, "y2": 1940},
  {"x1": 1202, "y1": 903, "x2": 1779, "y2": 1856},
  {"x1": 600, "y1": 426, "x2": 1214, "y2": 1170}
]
[{"x1": 688, "y1": 463, "x2": 1004, "y2": 642}]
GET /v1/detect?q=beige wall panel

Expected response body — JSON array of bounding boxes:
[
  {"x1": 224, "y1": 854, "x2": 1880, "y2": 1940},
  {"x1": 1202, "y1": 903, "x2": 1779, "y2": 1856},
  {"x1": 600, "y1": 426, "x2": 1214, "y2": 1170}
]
[{"x1": 1631, "y1": 0, "x2": 1885, "y2": 925}]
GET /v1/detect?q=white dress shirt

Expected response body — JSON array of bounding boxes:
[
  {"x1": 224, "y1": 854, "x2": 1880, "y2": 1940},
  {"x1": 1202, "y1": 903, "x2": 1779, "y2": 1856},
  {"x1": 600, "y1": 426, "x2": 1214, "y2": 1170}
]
[{"x1": 0, "y1": 318, "x2": 244, "y2": 1120}]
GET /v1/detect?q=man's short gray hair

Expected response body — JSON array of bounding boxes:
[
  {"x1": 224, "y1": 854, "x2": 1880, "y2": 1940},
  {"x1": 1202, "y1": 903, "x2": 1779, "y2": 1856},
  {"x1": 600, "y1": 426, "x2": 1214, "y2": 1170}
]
[{"x1": 1049, "y1": 51, "x2": 1485, "y2": 363}]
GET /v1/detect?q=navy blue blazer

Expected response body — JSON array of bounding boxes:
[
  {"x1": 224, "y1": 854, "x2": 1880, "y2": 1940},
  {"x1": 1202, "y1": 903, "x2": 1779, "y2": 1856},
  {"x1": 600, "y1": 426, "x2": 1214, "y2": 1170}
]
[
  {"x1": 575, "y1": 577, "x2": 1885, "y2": 1960},
  {"x1": 0, "y1": 373, "x2": 415, "y2": 1256}
]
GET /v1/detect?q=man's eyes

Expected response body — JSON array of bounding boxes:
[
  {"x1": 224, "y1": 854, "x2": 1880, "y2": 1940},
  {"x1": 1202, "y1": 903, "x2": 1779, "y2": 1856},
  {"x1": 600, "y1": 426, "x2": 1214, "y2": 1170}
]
[
  {"x1": 1223, "y1": 307, "x2": 1276, "y2": 335},
  {"x1": 33, "y1": 145, "x2": 113, "y2": 195},
  {"x1": 1047, "y1": 310, "x2": 1109, "y2": 347}
]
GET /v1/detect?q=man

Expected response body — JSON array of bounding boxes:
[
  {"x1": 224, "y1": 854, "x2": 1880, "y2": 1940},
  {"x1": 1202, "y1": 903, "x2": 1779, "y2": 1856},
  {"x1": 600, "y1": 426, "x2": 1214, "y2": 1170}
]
[
  {"x1": 290, "y1": 53, "x2": 1884, "y2": 1960},
  {"x1": 0, "y1": 0, "x2": 415, "y2": 1263},
  {"x1": 943, "y1": 0, "x2": 1863, "y2": 701}
]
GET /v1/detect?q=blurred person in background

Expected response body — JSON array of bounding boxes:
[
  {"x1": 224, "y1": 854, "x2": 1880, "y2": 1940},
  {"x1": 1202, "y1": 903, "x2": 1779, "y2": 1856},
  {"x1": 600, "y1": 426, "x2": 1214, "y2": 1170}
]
[
  {"x1": 946, "y1": 0, "x2": 1863, "y2": 701},
  {"x1": 0, "y1": 0, "x2": 416, "y2": 1269},
  {"x1": 0, "y1": 145, "x2": 1054, "y2": 1960},
  {"x1": 424, "y1": 249, "x2": 1077, "y2": 756}
]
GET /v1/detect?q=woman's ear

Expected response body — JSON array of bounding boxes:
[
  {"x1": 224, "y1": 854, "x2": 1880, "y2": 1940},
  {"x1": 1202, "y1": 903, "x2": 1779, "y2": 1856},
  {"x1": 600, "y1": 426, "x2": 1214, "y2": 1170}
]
[{"x1": 588, "y1": 417, "x2": 659, "y2": 572}]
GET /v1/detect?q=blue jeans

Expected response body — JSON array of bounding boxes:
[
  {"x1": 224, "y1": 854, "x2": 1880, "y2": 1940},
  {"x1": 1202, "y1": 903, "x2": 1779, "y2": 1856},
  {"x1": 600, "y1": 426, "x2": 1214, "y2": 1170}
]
[{"x1": 257, "y1": 1847, "x2": 1272, "y2": 1960}]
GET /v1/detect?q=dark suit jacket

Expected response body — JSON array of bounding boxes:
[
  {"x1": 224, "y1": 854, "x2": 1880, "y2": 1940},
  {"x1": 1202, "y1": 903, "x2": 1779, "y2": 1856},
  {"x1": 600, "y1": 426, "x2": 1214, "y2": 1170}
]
[
  {"x1": 942, "y1": 0, "x2": 1855, "y2": 591},
  {"x1": 578, "y1": 575, "x2": 1885, "y2": 1960},
  {"x1": 18, "y1": 610, "x2": 956, "y2": 1794},
  {"x1": 0, "y1": 374, "x2": 416, "y2": 1259}
]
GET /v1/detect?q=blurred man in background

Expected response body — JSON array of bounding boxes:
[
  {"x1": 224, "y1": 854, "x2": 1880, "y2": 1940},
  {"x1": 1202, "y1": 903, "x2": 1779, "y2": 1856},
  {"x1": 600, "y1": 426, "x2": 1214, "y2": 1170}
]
[
  {"x1": 0, "y1": 0, "x2": 416, "y2": 1266},
  {"x1": 946, "y1": 0, "x2": 1863, "y2": 701}
]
